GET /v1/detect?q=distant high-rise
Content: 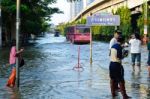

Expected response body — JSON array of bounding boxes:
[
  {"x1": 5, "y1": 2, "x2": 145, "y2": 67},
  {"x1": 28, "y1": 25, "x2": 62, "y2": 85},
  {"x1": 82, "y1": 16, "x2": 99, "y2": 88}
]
[
  {"x1": 70, "y1": 0, "x2": 150, "y2": 22},
  {"x1": 70, "y1": 0, "x2": 96, "y2": 20},
  {"x1": 83, "y1": 0, "x2": 87, "y2": 8},
  {"x1": 70, "y1": 0, "x2": 85, "y2": 20},
  {"x1": 74, "y1": 0, "x2": 83, "y2": 16},
  {"x1": 86, "y1": 0, "x2": 95, "y2": 6},
  {"x1": 70, "y1": 2, "x2": 75, "y2": 19}
]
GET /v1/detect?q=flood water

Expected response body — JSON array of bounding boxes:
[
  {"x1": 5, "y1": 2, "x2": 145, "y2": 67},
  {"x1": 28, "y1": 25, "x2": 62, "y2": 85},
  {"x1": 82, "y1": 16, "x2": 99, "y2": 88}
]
[{"x1": 0, "y1": 33, "x2": 150, "y2": 99}]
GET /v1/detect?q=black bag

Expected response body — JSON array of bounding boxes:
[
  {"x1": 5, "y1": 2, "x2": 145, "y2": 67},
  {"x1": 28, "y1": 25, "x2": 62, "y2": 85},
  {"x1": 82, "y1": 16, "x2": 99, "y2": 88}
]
[
  {"x1": 19, "y1": 58, "x2": 25, "y2": 67},
  {"x1": 122, "y1": 50, "x2": 129, "y2": 58}
]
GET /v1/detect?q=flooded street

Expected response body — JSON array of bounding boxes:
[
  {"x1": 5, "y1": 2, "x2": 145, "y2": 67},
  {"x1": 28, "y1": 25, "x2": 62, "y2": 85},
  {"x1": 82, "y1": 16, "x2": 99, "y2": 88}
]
[{"x1": 0, "y1": 33, "x2": 150, "y2": 99}]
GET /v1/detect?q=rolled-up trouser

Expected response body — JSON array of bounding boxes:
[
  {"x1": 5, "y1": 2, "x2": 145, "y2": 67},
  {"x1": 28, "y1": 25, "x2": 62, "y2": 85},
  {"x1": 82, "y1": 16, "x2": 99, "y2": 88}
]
[
  {"x1": 6, "y1": 67, "x2": 16, "y2": 87},
  {"x1": 131, "y1": 53, "x2": 141, "y2": 66}
]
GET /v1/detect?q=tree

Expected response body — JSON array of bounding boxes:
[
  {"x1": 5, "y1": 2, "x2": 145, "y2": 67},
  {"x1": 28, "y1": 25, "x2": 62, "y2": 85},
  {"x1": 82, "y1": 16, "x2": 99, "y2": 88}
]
[
  {"x1": 137, "y1": 5, "x2": 150, "y2": 36},
  {"x1": 115, "y1": 6, "x2": 132, "y2": 38},
  {"x1": 1, "y1": 0, "x2": 62, "y2": 45}
]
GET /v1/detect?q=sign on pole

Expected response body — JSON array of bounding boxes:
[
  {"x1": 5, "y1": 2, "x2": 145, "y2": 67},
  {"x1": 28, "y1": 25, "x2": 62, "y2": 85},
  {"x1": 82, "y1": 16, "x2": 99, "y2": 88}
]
[
  {"x1": 86, "y1": 15, "x2": 120, "y2": 26},
  {"x1": 86, "y1": 14, "x2": 120, "y2": 65}
]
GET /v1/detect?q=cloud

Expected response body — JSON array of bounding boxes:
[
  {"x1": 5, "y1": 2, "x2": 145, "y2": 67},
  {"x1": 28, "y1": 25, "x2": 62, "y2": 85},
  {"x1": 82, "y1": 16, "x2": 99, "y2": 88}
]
[{"x1": 51, "y1": 0, "x2": 70, "y2": 25}]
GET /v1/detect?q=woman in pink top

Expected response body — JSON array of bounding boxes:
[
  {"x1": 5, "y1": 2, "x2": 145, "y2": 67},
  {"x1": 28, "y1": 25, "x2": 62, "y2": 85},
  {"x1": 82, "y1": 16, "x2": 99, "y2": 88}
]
[
  {"x1": 9, "y1": 46, "x2": 17, "y2": 67},
  {"x1": 7, "y1": 40, "x2": 24, "y2": 87}
]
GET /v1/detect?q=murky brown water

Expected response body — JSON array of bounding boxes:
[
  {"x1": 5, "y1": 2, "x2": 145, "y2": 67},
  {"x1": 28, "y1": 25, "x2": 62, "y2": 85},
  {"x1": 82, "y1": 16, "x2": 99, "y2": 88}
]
[{"x1": 0, "y1": 33, "x2": 150, "y2": 99}]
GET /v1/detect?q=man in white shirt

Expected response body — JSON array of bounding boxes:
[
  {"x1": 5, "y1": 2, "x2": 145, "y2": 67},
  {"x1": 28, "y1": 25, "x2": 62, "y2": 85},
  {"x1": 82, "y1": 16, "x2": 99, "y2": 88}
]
[
  {"x1": 129, "y1": 33, "x2": 142, "y2": 72},
  {"x1": 109, "y1": 30, "x2": 121, "y2": 93},
  {"x1": 109, "y1": 30, "x2": 121, "y2": 50}
]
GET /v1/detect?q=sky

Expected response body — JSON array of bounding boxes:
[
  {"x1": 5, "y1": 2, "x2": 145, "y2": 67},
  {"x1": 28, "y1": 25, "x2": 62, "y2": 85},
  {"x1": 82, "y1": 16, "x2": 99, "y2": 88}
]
[{"x1": 50, "y1": 0, "x2": 70, "y2": 25}]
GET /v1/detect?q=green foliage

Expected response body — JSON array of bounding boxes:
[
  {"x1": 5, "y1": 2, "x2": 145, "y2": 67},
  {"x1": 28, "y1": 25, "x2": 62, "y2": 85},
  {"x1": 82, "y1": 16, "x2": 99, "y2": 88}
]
[
  {"x1": 115, "y1": 6, "x2": 131, "y2": 37},
  {"x1": 57, "y1": 18, "x2": 86, "y2": 36},
  {"x1": 20, "y1": 0, "x2": 62, "y2": 34},
  {"x1": 137, "y1": 5, "x2": 150, "y2": 36},
  {"x1": 92, "y1": 26, "x2": 101, "y2": 35},
  {"x1": 80, "y1": 18, "x2": 86, "y2": 24},
  {"x1": 58, "y1": 6, "x2": 132, "y2": 41},
  {"x1": 91, "y1": 26, "x2": 115, "y2": 40},
  {"x1": 137, "y1": 13, "x2": 144, "y2": 36},
  {"x1": 1, "y1": 0, "x2": 61, "y2": 43},
  {"x1": 57, "y1": 23, "x2": 69, "y2": 36},
  {"x1": 101, "y1": 26, "x2": 115, "y2": 36}
]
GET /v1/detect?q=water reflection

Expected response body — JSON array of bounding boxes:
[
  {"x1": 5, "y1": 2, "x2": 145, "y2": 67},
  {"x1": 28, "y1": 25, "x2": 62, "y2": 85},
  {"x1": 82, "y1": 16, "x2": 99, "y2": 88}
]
[
  {"x1": 77, "y1": 71, "x2": 81, "y2": 87},
  {"x1": 146, "y1": 77, "x2": 150, "y2": 98},
  {"x1": 5, "y1": 88, "x2": 21, "y2": 99},
  {"x1": 131, "y1": 72, "x2": 141, "y2": 98},
  {"x1": 88, "y1": 64, "x2": 93, "y2": 88},
  {"x1": 0, "y1": 34, "x2": 150, "y2": 99}
]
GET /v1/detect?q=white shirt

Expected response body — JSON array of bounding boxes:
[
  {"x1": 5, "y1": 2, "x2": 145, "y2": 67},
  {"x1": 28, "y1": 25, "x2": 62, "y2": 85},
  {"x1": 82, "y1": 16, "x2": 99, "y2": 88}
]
[
  {"x1": 129, "y1": 39, "x2": 141, "y2": 53},
  {"x1": 109, "y1": 38, "x2": 117, "y2": 49}
]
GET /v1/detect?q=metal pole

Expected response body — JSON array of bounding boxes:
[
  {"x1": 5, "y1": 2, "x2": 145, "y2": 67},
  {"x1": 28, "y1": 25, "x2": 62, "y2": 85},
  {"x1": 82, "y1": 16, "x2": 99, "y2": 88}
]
[
  {"x1": 16, "y1": 0, "x2": 20, "y2": 88},
  {"x1": 115, "y1": 26, "x2": 117, "y2": 30},
  {"x1": 143, "y1": 0, "x2": 148, "y2": 44},
  {"x1": 144, "y1": 0, "x2": 148, "y2": 33},
  {"x1": 90, "y1": 27, "x2": 92, "y2": 65},
  {"x1": 0, "y1": 1, "x2": 2, "y2": 47}
]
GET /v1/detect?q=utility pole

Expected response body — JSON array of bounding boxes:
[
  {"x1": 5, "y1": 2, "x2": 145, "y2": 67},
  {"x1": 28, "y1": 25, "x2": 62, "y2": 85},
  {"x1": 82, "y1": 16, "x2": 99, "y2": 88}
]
[
  {"x1": 16, "y1": 0, "x2": 20, "y2": 88},
  {"x1": 0, "y1": 0, "x2": 2, "y2": 47},
  {"x1": 90, "y1": 13, "x2": 92, "y2": 65},
  {"x1": 143, "y1": 0, "x2": 148, "y2": 44},
  {"x1": 90, "y1": 26, "x2": 92, "y2": 65}
]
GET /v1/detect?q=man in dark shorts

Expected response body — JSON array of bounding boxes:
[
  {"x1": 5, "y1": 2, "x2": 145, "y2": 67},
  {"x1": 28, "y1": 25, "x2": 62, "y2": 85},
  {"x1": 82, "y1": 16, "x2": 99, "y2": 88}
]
[{"x1": 109, "y1": 36, "x2": 131, "y2": 99}]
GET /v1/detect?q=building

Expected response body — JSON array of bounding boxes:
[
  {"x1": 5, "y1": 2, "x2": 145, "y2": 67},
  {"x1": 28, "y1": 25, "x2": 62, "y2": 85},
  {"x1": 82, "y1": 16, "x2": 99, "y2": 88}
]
[
  {"x1": 86, "y1": 0, "x2": 95, "y2": 6},
  {"x1": 69, "y1": 0, "x2": 150, "y2": 37},
  {"x1": 70, "y1": 0, "x2": 84, "y2": 19},
  {"x1": 74, "y1": 0, "x2": 83, "y2": 16},
  {"x1": 70, "y1": 0, "x2": 150, "y2": 22}
]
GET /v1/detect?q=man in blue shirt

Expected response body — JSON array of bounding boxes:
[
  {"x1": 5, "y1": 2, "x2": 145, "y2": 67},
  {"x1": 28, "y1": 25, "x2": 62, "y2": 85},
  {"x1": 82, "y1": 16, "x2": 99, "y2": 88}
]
[{"x1": 109, "y1": 36, "x2": 131, "y2": 99}]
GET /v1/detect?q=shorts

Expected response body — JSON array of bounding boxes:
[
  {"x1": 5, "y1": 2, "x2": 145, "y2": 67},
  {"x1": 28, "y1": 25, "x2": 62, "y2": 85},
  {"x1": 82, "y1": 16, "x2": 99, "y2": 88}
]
[
  {"x1": 131, "y1": 53, "x2": 141, "y2": 66},
  {"x1": 109, "y1": 62, "x2": 124, "y2": 82}
]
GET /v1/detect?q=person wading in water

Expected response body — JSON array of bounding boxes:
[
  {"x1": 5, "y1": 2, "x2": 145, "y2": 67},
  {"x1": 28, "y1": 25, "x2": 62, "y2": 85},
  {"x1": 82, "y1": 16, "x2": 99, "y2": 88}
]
[
  {"x1": 6, "y1": 40, "x2": 24, "y2": 87},
  {"x1": 109, "y1": 30, "x2": 121, "y2": 92},
  {"x1": 109, "y1": 36, "x2": 131, "y2": 99}
]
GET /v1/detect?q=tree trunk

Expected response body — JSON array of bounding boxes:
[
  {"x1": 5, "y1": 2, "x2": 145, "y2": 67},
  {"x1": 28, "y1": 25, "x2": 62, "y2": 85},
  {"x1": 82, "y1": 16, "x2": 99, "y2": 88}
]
[
  {"x1": 11, "y1": 19, "x2": 16, "y2": 41},
  {"x1": 5, "y1": 30, "x2": 8, "y2": 44}
]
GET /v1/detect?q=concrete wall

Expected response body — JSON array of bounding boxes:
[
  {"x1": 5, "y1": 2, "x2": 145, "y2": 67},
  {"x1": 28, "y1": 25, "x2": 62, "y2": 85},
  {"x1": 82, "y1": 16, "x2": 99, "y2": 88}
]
[{"x1": 128, "y1": 0, "x2": 144, "y2": 9}]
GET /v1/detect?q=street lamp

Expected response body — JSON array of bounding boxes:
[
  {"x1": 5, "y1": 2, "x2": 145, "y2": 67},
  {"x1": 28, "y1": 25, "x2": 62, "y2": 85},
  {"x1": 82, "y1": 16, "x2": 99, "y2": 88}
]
[{"x1": 16, "y1": 0, "x2": 20, "y2": 88}]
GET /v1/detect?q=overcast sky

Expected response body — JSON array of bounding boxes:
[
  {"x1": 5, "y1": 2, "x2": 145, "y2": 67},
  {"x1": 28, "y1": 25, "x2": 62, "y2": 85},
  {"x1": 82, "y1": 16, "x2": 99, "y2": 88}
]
[{"x1": 50, "y1": 0, "x2": 70, "y2": 25}]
